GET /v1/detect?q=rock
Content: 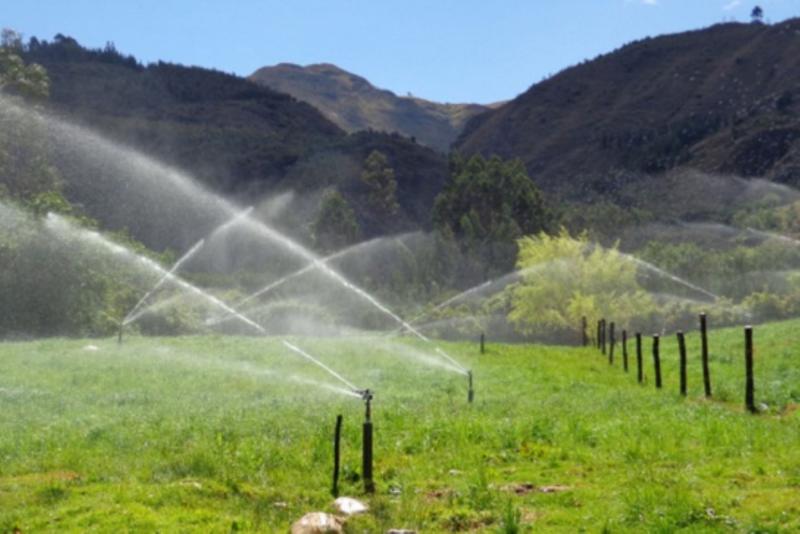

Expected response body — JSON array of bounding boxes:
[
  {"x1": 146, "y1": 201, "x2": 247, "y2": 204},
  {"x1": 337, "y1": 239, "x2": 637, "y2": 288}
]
[
  {"x1": 387, "y1": 530, "x2": 417, "y2": 534},
  {"x1": 333, "y1": 496, "x2": 368, "y2": 515},
  {"x1": 83, "y1": 344, "x2": 99, "y2": 351},
  {"x1": 290, "y1": 512, "x2": 344, "y2": 534}
]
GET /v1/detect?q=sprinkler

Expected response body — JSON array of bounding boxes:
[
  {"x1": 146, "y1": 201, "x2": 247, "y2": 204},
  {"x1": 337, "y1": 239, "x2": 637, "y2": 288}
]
[
  {"x1": 117, "y1": 319, "x2": 123, "y2": 345},
  {"x1": 356, "y1": 389, "x2": 373, "y2": 421},
  {"x1": 467, "y1": 370, "x2": 474, "y2": 403},
  {"x1": 356, "y1": 389, "x2": 375, "y2": 493}
]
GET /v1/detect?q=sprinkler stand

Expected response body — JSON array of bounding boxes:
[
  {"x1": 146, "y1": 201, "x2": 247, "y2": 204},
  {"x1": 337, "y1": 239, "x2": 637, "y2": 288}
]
[
  {"x1": 358, "y1": 389, "x2": 375, "y2": 493},
  {"x1": 468, "y1": 370, "x2": 474, "y2": 403},
  {"x1": 117, "y1": 320, "x2": 124, "y2": 345}
]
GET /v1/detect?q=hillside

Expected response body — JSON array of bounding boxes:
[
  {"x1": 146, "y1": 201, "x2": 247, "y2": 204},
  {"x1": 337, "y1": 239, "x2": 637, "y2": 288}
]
[
  {"x1": 456, "y1": 19, "x2": 800, "y2": 200},
  {"x1": 17, "y1": 36, "x2": 449, "y2": 245},
  {"x1": 249, "y1": 62, "x2": 490, "y2": 152}
]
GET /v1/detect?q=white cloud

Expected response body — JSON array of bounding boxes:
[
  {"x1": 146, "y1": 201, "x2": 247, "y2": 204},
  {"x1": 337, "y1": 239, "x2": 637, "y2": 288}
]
[
  {"x1": 642, "y1": 0, "x2": 659, "y2": 4},
  {"x1": 723, "y1": 0, "x2": 742, "y2": 10}
]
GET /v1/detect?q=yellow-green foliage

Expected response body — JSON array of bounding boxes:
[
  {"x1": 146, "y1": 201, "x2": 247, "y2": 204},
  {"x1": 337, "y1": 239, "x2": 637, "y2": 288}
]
[{"x1": 508, "y1": 229, "x2": 654, "y2": 337}]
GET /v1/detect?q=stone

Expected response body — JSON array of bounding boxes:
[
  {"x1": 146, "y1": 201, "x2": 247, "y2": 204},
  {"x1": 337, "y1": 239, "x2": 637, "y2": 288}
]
[
  {"x1": 333, "y1": 496, "x2": 368, "y2": 515},
  {"x1": 386, "y1": 530, "x2": 417, "y2": 534},
  {"x1": 290, "y1": 512, "x2": 344, "y2": 534}
]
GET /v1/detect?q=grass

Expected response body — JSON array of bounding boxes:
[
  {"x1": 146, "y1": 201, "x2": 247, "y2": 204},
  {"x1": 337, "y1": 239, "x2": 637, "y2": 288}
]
[{"x1": 1, "y1": 319, "x2": 799, "y2": 532}]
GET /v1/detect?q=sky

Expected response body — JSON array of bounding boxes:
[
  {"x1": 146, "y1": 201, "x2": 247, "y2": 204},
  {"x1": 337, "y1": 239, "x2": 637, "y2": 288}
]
[{"x1": 4, "y1": 0, "x2": 798, "y2": 104}]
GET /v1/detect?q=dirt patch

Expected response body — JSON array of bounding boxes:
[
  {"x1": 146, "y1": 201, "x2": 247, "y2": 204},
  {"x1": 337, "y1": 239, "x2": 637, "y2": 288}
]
[
  {"x1": 425, "y1": 488, "x2": 454, "y2": 501},
  {"x1": 503, "y1": 483, "x2": 571, "y2": 495}
]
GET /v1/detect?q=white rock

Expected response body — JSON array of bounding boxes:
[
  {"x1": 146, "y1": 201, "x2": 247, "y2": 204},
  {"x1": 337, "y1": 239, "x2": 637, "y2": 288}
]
[
  {"x1": 333, "y1": 496, "x2": 368, "y2": 515},
  {"x1": 290, "y1": 512, "x2": 344, "y2": 534},
  {"x1": 83, "y1": 344, "x2": 99, "y2": 351}
]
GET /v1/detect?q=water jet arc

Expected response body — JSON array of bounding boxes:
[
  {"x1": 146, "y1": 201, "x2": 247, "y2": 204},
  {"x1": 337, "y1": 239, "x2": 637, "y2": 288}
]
[
  {"x1": 282, "y1": 340, "x2": 362, "y2": 393},
  {"x1": 122, "y1": 238, "x2": 206, "y2": 326}
]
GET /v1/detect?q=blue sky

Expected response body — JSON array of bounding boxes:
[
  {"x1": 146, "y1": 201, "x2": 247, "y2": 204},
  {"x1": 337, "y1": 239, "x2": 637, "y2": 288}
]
[{"x1": 4, "y1": 1, "x2": 798, "y2": 103}]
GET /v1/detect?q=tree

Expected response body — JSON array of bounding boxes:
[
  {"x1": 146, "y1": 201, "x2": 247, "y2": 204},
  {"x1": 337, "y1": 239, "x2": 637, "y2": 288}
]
[
  {"x1": 311, "y1": 189, "x2": 361, "y2": 253},
  {"x1": 433, "y1": 153, "x2": 555, "y2": 276},
  {"x1": 0, "y1": 29, "x2": 49, "y2": 99},
  {"x1": 751, "y1": 5, "x2": 764, "y2": 23},
  {"x1": 0, "y1": 34, "x2": 57, "y2": 203},
  {"x1": 1, "y1": 28, "x2": 22, "y2": 50},
  {"x1": 507, "y1": 229, "x2": 654, "y2": 340},
  {"x1": 361, "y1": 150, "x2": 399, "y2": 215}
]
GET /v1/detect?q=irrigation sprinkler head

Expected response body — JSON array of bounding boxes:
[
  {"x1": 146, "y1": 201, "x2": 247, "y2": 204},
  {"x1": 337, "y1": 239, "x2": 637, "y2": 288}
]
[
  {"x1": 356, "y1": 389, "x2": 373, "y2": 421},
  {"x1": 117, "y1": 319, "x2": 123, "y2": 346},
  {"x1": 467, "y1": 370, "x2": 474, "y2": 404}
]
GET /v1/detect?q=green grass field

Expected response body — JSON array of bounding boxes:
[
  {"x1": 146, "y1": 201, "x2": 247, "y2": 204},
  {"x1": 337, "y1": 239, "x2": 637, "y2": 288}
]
[{"x1": 1, "y1": 319, "x2": 800, "y2": 532}]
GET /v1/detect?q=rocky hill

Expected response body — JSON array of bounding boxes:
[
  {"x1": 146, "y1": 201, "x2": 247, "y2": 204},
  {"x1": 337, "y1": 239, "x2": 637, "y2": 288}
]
[
  {"x1": 456, "y1": 19, "x2": 800, "y2": 201},
  {"x1": 250, "y1": 62, "x2": 489, "y2": 152}
]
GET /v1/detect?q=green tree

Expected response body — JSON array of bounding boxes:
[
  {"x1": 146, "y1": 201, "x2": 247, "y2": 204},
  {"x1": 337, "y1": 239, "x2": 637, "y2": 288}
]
[
  {"x1": 433, "y1": 153, "x2": 555, "y2": 276},
  {"x1": 751, "y1": 5, "x2": 764, "y2": 23},
  {"x1": 0, "y1": 29, "x2": 49, "y2": 99},
  {"x1": 361, "y1": 150, "x2": 399, "y2": 215},
  {"x1": 0, "y1": 29, "x2": 57, "y2": 203},
  {"x1": 507, "y1": 229, "x2": 654, "y2": 339},
  {"x1": 311, "y1": 189, "x2": 361, "y2": 253}
]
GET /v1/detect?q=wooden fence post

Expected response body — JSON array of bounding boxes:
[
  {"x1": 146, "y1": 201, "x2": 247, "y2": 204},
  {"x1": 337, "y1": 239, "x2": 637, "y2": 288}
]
[
  {"x1": 601, "y1": 319, "x2": 607, "y2": 355},
  {"x1": 609, "y1": 322, "x2": 616, "y2": 365},
  {"x1": 597, "y1": 320, "x2": 602, "y2": 350},
  {"x1": 652, "y1": 334, "x2": 662, "y2": 389},
  {"x1": 677, "y1": 331, "x2": 687, "y2": 396},
  {"x1": 745, "y1": 326, "x2": 756, "y2": 413},
  {"x1": 700, "y1": 313, "x2": 711, "y2": 398},
  {"x1": 582, "y1": 316, "x2": 588, "y2": 347},
  {"x1": 332, "y1": 414, "x2": 343, "y2": 496},
  {"x1": 622, "y1": 330, "x2": 629, "y2": 372},
  {"x1": 636, "y1": 333, "x2": 643, "y2": 383}
]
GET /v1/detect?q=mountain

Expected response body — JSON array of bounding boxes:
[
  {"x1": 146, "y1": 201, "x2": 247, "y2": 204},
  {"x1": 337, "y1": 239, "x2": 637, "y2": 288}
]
[
  {"x1": 456, "y1": 19, "x2": 800, "y2": 201},
  {"x1": 17, "y1": 36, "x2": 448, "y2": 245},
  {"x1": 249, "y1": 63, "x2": 491, "y2": 152}
]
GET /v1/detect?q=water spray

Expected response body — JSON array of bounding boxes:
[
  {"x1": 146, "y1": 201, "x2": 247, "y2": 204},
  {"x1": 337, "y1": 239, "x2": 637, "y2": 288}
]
[
  {"x1": 282, "y1": 340, "x2": 376, "y2": 493},
  {"x1": 124, "y1": 207, "x2": 254, "y2": 326},
  {"x1": 217, "y1": 235, "x2": 394, "y2": 322},
  {"x1": 122, "y1": 238, "x2": 206, "y2": 326},
  {"x1": 434, "y1": 347, "x2": 473, "y2": 402}
]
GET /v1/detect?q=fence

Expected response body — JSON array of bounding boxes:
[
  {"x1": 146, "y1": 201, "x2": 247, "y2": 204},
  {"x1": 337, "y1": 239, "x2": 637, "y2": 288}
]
[{"x1": 583, "y1": 314, "x2": 757, "y2": 413}]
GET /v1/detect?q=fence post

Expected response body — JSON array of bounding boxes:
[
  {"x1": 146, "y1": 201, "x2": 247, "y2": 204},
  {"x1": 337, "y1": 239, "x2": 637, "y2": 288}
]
[
  {"x1": 622, "y1": 330, "x2": 629, "y2": 372},
  {"x1": 582, "y1": 316, "x2": 588, "y2": 347},
  {"x1": 652, "y1": 334, "x2": 662, "y2": 389},
  {"x1": 636, "y1": 333, "x2": 643, "y2": 383},
  {"x1": 677, "y1": 331, "x2": 687, "y2": 396},
  {"x1": 601, "y1": 319, "x2": 607, "y2": 355},
  {"x1": 745, "y1": 326, "x2": 756, "y2": 413},
  {"x1": 609, "y1": 322, "x2": 616, "y2": 365},
  {"x1": 596, "y1": 320, "x2": 602, "y2": 350},
  {"x1": 332, "y1": 414, "x2": 343, "y2": 497},
  {"x1": 700, "y1": 313, "x2": 711, "y2": 398}
]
